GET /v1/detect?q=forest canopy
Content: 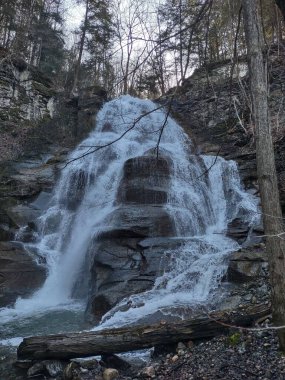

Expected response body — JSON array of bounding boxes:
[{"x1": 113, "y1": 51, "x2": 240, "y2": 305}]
[{"x1": 0, "y1": 0, "x2": 284, "y2": 97}]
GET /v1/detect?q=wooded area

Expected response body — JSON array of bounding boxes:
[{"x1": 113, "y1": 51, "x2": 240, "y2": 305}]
[{"x1": 0, "y1": 0, "x2": 284, "y2": 97}]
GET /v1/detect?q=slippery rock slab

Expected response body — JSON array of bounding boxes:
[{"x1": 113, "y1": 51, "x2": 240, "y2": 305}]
[
  {"x1": 86, "y1": 235, "x2": 177, "y2": 321},
  {"x1": 100, "y1": 205, "x2": 174, "y2": 239},
  {"x1": 0, "y1": 242, "x2": 46, "y2": 307}
]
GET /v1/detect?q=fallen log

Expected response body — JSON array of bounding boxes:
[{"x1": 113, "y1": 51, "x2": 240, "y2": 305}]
[{"x1": 17, "y1": 303, "x2": 271, "y2": 360}]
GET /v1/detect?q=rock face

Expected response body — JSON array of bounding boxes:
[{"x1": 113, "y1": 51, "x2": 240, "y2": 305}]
[
  {"x1": 0, "y1": 242, "x2": 46, "y2": 307},
  {"x1": 86, "y1": 155, "x2": 176, "y2": 321},
  {"x1": 77, "y1": 85, "x2": 108, "y2": 138},
  {"x1": 0, "y1": 52, "x2": 108, "y2": 309},
  {"x1": 164, "y1": 52, "x2": 285, "y2": 211},
  {"x1": 0, "y1": 147, "x2": 67, "y2": 307},
  {"x1": 60, "y1": 85, "x2": 108, "y2": 141},
  {"x1": 0, "y1": 53, "x2": 55, "y2": 161},
  {"x1": 0, "y1": 59, "x2": 55, "y2": 121}
]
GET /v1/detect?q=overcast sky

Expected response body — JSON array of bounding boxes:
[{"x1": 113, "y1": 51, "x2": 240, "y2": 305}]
[{"x1": 65, "y1": 0, "x2": 85, "y2": 31}]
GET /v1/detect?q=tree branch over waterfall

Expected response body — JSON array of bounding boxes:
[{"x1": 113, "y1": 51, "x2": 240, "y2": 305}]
[{"x1": 62, "y1": 100, "x2": 174, "y2": 167}]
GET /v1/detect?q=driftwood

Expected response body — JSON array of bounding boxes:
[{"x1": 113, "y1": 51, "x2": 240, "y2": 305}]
[{"x1": 17, "y1": 303, "x2": 271, "y2": 360}]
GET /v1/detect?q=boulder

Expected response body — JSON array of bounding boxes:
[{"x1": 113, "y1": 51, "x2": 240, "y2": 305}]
[
  {"x1": 0, "y1": 223, "x2": 13, "y2": 241},
  {"x1": 103, "y1": 368, "x2": 119, "y2": 380},
  {"x1": 227, "y1": 248, "x2": 267, "y2": 283},
  {"x1": 43, "y1": 360, "x2": 65, "y2": 377},
  {"x1": 101, "y1": 354, "x2": 131, "y2": 371},
  {"x1": 0, "y1": 242, "x2": 46, "y2": 307},
  {"x1": 226, "y1": 218, "x2": 250, "y2": 244},
  {"x1": 140, "y1": 366, "x2": 156, "y2": 378}
]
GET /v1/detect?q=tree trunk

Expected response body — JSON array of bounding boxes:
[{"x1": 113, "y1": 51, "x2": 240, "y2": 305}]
[
  {"x1": 71, "y1": 0, "x2": 89, "y2": 97},
  {"x1": 242, "y1": 0, "x2": 285, "y2": 351},
  {"x1": 17, "y1": 304, "x2": 270, "y2": 360},
  {"x1": 275, "y1": 0, "x2": 285, "y2": 22}
]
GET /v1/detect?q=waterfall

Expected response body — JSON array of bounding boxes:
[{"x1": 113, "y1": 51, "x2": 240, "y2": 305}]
[{"x1": 0, "y1": 95, "x2": 259, "y2": 334}]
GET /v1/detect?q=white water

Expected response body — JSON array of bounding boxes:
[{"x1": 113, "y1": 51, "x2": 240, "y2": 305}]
[{"x1": 0, "y1": 95, "x2": 259, "y2": 339}]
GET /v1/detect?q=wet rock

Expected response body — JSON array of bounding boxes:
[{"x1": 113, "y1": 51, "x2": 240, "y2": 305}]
[
  {"x1": 118, "y1": 156, "x2": 171, "y2": 205},
  {"x1": 0, "y1": 223, "x2": 13, "y2": 241},
  {"x1": 86, "y1": 154, "x2": 176, "y2": 321},
  {"x1": 71, "y1": 357, "x2": 99, "y2": 370},
  {"x1": 226, "y1": 218, "x2": 249, "y2": 243},
  {"x1": 86, "y1": 234, "x2": 181, "y2": 321},
  {"x1": 103, "y1": 368, "x2": 119, "y2": 380},
  {"x1": 140, "y1": 366, "x2": 155, "y2": 378},
  {"x1": 63, "y1": 362, "x2": 79, "y2": 380},
  {"x1": 15, "y1": 360, "x2": 33, "y2": 369},
  {"x1": 62, "y1": 169, "x2": 94, "y2": 210},
  {"x1": 43, "y1": 360, "x2": 65, "y2": 377},
  {"x1": 27, "y1": 362, "x2": 45, "y2": 377},
  {"x1": 227, "y1": 248, "x2": 267, "y2": 283},
  {"x1": 5, "y1": 204, "x2": 41, "y2": 228},
  {"x1": 101, "y1": 354, "x2": 131, "y2": 371},
  {"x1": 8, "y1": 160, "x2": 55, "y2": 198},
  {"x1": 187, "y1": 340, "x2": 194, "y2": 349},
  {"x1": 0, "y1": 242, "x2": 46, "y2": 307}
]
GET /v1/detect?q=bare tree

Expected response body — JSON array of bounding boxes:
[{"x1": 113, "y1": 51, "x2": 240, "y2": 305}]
[
  {"x1": 71, "y1": 0, "x2": 89, "y2": 96},
  {"x1": 242, "y1": 0, "x2": 285, "y2": 350}
]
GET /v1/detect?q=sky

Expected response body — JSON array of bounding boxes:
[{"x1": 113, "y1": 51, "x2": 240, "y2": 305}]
[
  {"x1": 63, "y1": 0, "x2": 85, "y2": 47},
  {"x1": 64, "y1": 0, "x2": 85, "y2": 31}
]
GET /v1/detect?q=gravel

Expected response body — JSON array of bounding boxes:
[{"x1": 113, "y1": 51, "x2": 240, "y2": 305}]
[{"x1": 135, "y1": 330, "x2": 285, "y2": 380}]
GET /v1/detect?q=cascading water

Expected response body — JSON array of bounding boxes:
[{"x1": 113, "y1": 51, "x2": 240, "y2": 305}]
[{"x1": 0, "y1": 95, "x2": 259, "y2": 346}]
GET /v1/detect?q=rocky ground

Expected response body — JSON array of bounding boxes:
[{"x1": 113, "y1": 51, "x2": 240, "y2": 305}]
[
  {"x1": 137, "y1": 329, "x2": 285, "y2": 380},
  {"x1": 11, "y1": 327, "x2": 285, "y2": 379}
]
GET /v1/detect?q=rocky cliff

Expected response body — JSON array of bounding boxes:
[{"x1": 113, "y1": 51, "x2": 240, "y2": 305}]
[
  {"x1": 0, "y1": 54, "x2": 107, "y2": 307},
  {"x1": 163, "y1": 53, "x2": 285, "y2": 210},
  {"x1": 0, "y1": 52, "x2": 56, "y2": 161},
  {"x1": 86, "y1": 154, "x2": 175, "y2": 320}
]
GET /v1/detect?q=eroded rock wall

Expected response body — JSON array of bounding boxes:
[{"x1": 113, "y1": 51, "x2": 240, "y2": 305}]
[
  {"x1": 164, "y1": 54, "x2": 285, "y2": 210},
  {"x1": 86, "y1": 155, "x2": 176, "y2": 321},
  {"x1": 0, "y1": 54, "x2": 56, "y2": 161},
  {"x1": 0, "y1": 53, "x2": 108, "y2": 308}
]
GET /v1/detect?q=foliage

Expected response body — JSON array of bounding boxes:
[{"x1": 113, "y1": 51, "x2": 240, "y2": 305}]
[{"x1": 228, "y1": 332, "x2": 241, "y2": 346}]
